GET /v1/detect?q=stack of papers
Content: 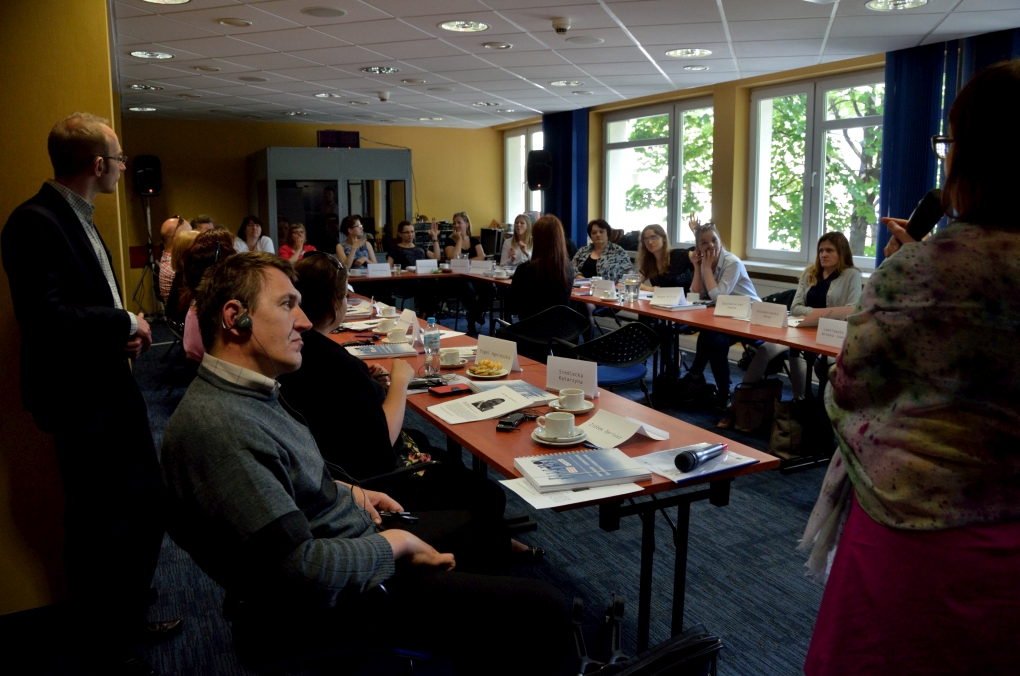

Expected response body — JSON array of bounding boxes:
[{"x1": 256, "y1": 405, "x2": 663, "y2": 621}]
[{"x1": 514, "y1": 447, "x2": 652, "y2": 493}]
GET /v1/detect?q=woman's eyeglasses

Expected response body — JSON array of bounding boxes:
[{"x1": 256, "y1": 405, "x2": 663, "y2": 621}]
[
  {"x1": 931, "y1": 135, "x2": 953, "y2": 161},
  {"x1": 304, "y1": 250, "x2": 346, "y2": 271},
  {"x1": 642, "y1": 235, "x2": 662, "y2": 243}
]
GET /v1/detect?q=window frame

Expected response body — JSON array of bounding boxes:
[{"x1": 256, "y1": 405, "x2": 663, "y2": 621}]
[
  {"x1": 503, "y1": 124, "x2": 543, "y2": 223},
  {"x1": 746, "y1": 69, "x2": 884, "y2": 270},
  {"x1": 602, "y1": 97, "x2": 713, "y2": 248}
]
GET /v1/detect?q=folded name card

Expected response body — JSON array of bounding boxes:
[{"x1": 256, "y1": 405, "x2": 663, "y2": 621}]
[
  {"x1": 750, "y1": 301, "x2": 788, "y2": 328},
  {"x1": 450, "y1": 259, "x2": 471, "y2": 272},
  {"x1": 816, "y1": 318, "x2": 848, "y2": 348},
  {"x1": 415, "y1": 259, "x2": 439, "y2": 274},
  {"x1": 714, "y1": 295, "x2": 751, "y2": 319},
  {"x1": 650, "y1": 287, "x2": 686, "y2": 307},
  {"x1": 591, "y1": 279, "x2": 616, "y2": 296},
  {"x1": 367, "y1": 263, "x2": 391, "y2": 278},
  {"x1": 546, "y1": 355, "x2": 598, "y2": 398},
  {"x1": 470, "y1": 260, "x2": 494, "y2": 272},
  {"x1": 578, "y1": 409, "x2": 642, "y2": 449},
  {"x1": 475, "y1": 334, "x2": 521, "y2": 372}
]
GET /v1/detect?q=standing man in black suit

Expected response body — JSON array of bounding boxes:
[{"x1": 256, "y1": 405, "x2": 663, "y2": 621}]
[{"x1": 1, "y1": 113, "x2": 178, "y2": 675}]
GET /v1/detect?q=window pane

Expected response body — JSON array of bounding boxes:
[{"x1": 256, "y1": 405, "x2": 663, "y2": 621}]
[
  {"x1": 753, "y1": 93, "x2": 807, "y2": 252},
  {"x1": 825, "y1": 83, "x2": 884, "y2": 121},
  {"x1": 505, "y1": 134, "x2": 525, "y2": 223},
  {"x1": 607, "y1": 113, "x2": 669, "y2": 144},
  {"x1": 529, "y1": 130, "x2": 544, "y2": 213},
  {"x1": 679, "y1": 107, "x2": 713, "y2": 233},
  {"x1": 606, "y1": 144, "x2": 669, "y2": 234},
  {"x1": 823, "y1": 125, "x2": 883, "y2": 257}
]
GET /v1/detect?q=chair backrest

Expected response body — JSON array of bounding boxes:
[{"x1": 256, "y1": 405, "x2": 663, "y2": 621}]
[
  {"x1": 571, "y1": 322, "x2": 661, "y2": 368},
  {"x1": 762, "y1": 288, "x2": 796, "y2": 309},
  {"x1": 480, "y1": 228, "x2": 504, "y2": 257},
  {"x1": 497, "y1": 305, "x2": 589, "y2": 363}
]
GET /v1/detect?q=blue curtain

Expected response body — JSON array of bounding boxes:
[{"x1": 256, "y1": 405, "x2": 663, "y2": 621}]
[
  {"x1": 876, "y1": 29, "x2": 1020, "y2": 266},
  {"x1": 542, "y1": 109, "x2": 588, "y2": 245}
]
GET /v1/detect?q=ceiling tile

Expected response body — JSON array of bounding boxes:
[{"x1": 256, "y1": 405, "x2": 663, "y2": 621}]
[
  {"x1": 479, "y1": 50, "x2": 573, "y2": 67},
  {"x1": 365, "y1": 0, "x2": 492, "y2": 16},
  {"x1": 314, "y1": 19, "x2": 436, "y2": 44},
  {"x1": 117, "y1": 0, "x2": 240, "y2": 15},
  {"x1": 930, "y1": 9, "x2": 1020, "y2": 36},
  {"x1": 823, "y1": 36, "x2": 921, "y2": 56},
  {"x1": 190, "y1": 84, "x2": 281, "y2": 96},
  {"x1": 733, "y1": 39, "x2": 824, "y2": 58},
  {"x1": 605, "y1": 0, "x2": 722, "y2": 26},
  {"x1": 722, "y1": 0, "x2": 833, "y2": 22},
  {"x1": 406, "y1": 54, "x2": 492, "y2": 72},
  {"x1": 235, "y1": 27, "x2": 350, "y2": 51},
  {"x1": 590, "y1": 74, "x2": 670, "y2": 86},
  {"x1": 116, "y1": 32, "x2": 150, "y2": 46},
  {"x1": 263, "y1": 65, "x2": 344, "y2": 81},
  {"x1": 529, "y1": 27, "x2": 634, "y2": 50},
  {"x1": 155, "y1": 57, "x2": 257, "y2": 75},
  {"x1": 629, "y1": 23, "x2": 727, "y2": 45},
  {"x1": 737, "y1": 56, "x2": 822, "y2": 71},
  {"x1": 114, "y1": 2, "x2": 153, "y2": 20},
  {"x1": 836, "y1": 0, "x2": 960, "y2": 17},
  {"x1": 958, "y1": 0, "x2": 1020, "y2": 9},
  {"x1": 369, "y1": 39, "x2": 466, "y2": 60},
  {"x1": 163, "y1": 4, "x2": 301, "y2": 35},
  {"x1": 496, "y1": 5, "x2": 620, "y2": 32},
  {"x1": 289, "y1": 45, "x2": 389, "y2": 66},
  {"x1": 260, "y1": 80, "x2": 335, "y2": 93},
  {"x1": 506, "y1": 64, "x2": 590, "y2": 78},
  {"x1": 117, "y1": 15, "x2": 221, "y2": 42},
  {"x1": 828, "y1": 14, "x2": 943, "y2": 39},
  {"x1": 579, "y1": 61, "x2": 659, "y2": 76},
  {"x1": 255, "y1": 0, "x2": 391, "y2": 25},
  {"x1": 728, "y1": 18, "x2": 831, "y2": 42},
  {"x1": 220, "y1": 52, "x2": 322, "y2": 70},
  {"x1": 475, "y1": 79, "x2": 546, "y2": 91},
  {"x1": 157, "y1": 35, "x2": 275, "y2": 58},
  {"x1": 399, "y1": 11, "x2": 519, "y2": 37},
  {"x1": 560, "y1": 46, "x2": 647, "y2": 64},
  {"x1": 657, "y1": 59, "x2": 737, "y2": 74}
]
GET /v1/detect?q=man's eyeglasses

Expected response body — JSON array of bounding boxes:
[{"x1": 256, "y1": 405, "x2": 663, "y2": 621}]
[
  {"x1": 931, "y1": 135, "x2": 953, "y2": 161},
  {"x1": 304, "y1": 250, "x2": 346, "y2": 271},
  {"x1": 99, "y1": 155, "x2": 129, "y2": 165}
]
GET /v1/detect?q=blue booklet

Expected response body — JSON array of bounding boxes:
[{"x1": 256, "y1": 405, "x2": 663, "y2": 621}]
[
  {"x1": 467, "y1": 379, "x2": 557, "y2": 403},
  {"x1": 514, "y1": 448, "x2": 651, "y2": 493},
  {"x1": 345, "y1": 343, "x2": 417, "y2": 360}
]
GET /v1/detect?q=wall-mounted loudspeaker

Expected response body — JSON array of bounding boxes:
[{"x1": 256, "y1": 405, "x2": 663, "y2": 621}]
[
  {"x1": 527, "y1": 150, "x2": 552, "y2": 191},
  {"x1": 317, "y1": 130, "x2": 361, "y2": 148},
  {"x1": 133, "y1": 155, "x2": 162, "y2": 197}
]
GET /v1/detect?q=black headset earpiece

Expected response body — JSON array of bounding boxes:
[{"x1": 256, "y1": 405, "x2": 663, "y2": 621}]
[{"x1": 234, "y1": 312, "x2": 252, "y2": 332}]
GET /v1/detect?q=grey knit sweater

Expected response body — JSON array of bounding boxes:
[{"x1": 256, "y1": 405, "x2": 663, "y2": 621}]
[{"x1": 161, "y1": 365, "x2": 395, "y2": 608}]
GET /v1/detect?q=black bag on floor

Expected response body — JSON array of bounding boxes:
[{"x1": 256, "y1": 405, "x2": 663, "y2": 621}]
[
  {"x1": 769, "y1": 397, "x2": 834, "y2": 459},
  {"x1": 594, "y1": 624, "x2": 722, "y2": 676},
  {"x1": 732, "y1": 379, "x2": 783, "y2": 433}
]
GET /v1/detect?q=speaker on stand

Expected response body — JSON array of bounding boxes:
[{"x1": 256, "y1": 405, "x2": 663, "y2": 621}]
[
  {"x1": 131, "y1": 155, "x2": 163, "y2": 319},
  {"x1": 527, "y1": 150, "x2": 552, "y2": 191}
]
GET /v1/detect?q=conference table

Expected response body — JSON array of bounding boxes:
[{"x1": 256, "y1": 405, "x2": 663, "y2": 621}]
[{"x1": 331, "y1": 304, "x2": 778, "y2": 651}]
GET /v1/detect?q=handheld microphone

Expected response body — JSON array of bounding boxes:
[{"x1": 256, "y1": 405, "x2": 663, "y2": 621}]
[
  {"x1": 674, "y1": 443, "x2": 727, "y2": 472},
  {"x1": 906, "y1": 188, "x2": 945, "y2": 242}
]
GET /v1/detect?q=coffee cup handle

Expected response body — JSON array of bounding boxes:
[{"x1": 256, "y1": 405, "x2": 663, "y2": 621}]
[{"x1": 536, "y1": 415, "x2": 546, "y2": 429}]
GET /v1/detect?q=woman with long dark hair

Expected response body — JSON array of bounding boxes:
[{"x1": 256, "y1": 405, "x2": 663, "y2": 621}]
[
  {"x1": 508, "y1": 215, "x2": 573, "y2": 320},
  {"x1": 636, "y1": 223, "x2": 694, "y2": 291},
  {"x1": 802, "y1": 61, "x2": 1020, "y2": 675},
  {"x1": 233, "y1": 215, "x2": 275, "y2": 253}
]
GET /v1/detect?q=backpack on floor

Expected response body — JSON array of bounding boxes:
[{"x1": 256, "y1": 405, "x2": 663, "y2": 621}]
[
  {"x1": 731, "y1": 379, "x2": 783, "y2": 433},
  {"x1": 769, "y1": 397, "x2": 834, "y2": 459}
]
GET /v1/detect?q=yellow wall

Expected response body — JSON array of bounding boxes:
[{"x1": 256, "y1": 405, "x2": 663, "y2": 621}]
[
  {"x1": 120, "y1": 119, "x2": 503, "y2": 310},
  {"x1": 585, "y1": 54, "x2": 885, "y2": 256},
  {"x1": 0, "y1": 0, "x2": 124, "y2": 615}
]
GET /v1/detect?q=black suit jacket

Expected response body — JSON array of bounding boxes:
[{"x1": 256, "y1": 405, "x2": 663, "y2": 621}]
[{"x1": 2, "y1": 183, "x2": 133, "y2": 417}]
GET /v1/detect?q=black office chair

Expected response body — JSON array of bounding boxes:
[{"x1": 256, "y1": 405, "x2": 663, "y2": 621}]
[
  {"x1": 556, "y1": 322, "x2": 661, "y2": 407},
  {"x1": 495, "y1": 305, "x2": 590, "y2": 364},
  {"x1": 736, "y1": 288, "x2": 797, "y2": 378}
]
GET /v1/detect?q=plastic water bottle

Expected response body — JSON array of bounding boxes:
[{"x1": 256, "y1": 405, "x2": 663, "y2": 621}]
[{"x1": 423, "y1": 317, "x2": 441, "y2": 375}]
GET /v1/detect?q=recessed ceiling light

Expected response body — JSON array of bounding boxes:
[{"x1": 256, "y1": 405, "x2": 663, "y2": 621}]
[
  {"x1": 472, "y1": 101, "x2": 499, "y2": 107},
  {"x1": 193, "y1": 65, "x2": 220, "y2": 72},
  {"x1": 428, "y1": 87, "x2": 455, "y2": 93},
  {"x1": 350, "y1": 100, "x2": 369, "y2": 105},
  {"x1": 361, "y1": 66, "x2": 399, "y2": 74},
  {"x1": 865, "y1": 0, "x2": 927, "y2": 9},
  {"x1": 238, "y1": 76, "x2": 269, "y2": 82},
  {"x1": 484, "y1": 42, "x2": 513, "y2": 50},
  {"x1": 566, "y1": 36, "x2": 604, "y2": 45},
  {"x1": 217, "y1": 18, "x2": 252, "y2": 27},
  {"x1": 666, "y1": 48, "x2": 713, "y2": 58},
  {"x1": 496, "y1": 109, "x2": 515, "y2": 113},
  {"x1": 128, "y1": 84, "x2": 163, "y2": 91},
  {"x1": 550, "y1": 80, "x2": 583, "y2": 87},
  {"x1": 178, "y1": 93, "x2": 201, "y2": 98},
  {"x1": 283, "y1": 111, "x2": 309, "y2": 116},
  {"x1": 131, "y1": 51, "x2": 173, "y2": 60},
  {"x1": 572, "y1": 91, "x2": 593, "y2": 95},
  {"x1": 420, "y1": 116, "x2": 443, "y2": 121},
  {"x1": 401, "y1": 78, "x2": 426, "y2": 84},
  {"x1": 315, "y1": 92, "x2": 344, "y2": 98},
  {"x1": 128, "y1": 107, "x2": 157, "y2": 112},
  {"x1": 440, "y1": 20, "x2": 489, "y2": 32},
  {"x1": 301, "y1": 7, "x2": 347, "y2": 18},
  {"x1": 683, "y1": 65, "x2": 709, "y2": 71},
  {"x1": 142, "y1": 0, "x2": 190, "y2": 5}
]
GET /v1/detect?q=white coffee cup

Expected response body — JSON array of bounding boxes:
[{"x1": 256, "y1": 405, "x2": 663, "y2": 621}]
[
  {"x1": 387, "y1": 327, "x2": 408, "y2": 343},
  {"x1": 381, "y1": 306, "x2": 398, "y2": 318},
  {"x1": 439, "y1": 263, "x2": 450, "y2": 270},
  {"x1": 602, "y1": 290, "x2": 616, "y2": 299},
  {"x1": 536, "y1": 411, "x2": 575, "y2": 439},
  {"x1": 405, "y1": 266, "x2": 416, "y2": 272},
  {"x1": 440, "y1": 348, "x2": 460, "y2": 365},
  {"x1": 493, "y1": 269, "x2": 508, "y2": 279},
  {"x1": 376, "y1": 318, "x2": 395, "y2": 332},
  {"x1": 557, "y1": 388, "x2": 585, "y2": 410},
  {"x1": 686, "y1": 292, "x2": 701, "y2": 304}
]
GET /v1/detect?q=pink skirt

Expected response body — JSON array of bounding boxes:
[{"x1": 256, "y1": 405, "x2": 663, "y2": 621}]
[{"x1": 805, "y1": 494, "x2": 1020, "y2": 675}]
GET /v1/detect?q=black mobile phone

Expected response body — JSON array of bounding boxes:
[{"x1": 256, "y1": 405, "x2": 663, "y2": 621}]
[
  {"x1": 429, "y1": 384, "x2": 471, "y2": 397},
  {"x1": 496, "y1": 412, "x2": 526, "y2": 432}
]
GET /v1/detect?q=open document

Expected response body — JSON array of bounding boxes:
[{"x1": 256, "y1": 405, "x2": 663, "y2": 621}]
[{"x1": 426, "y1": 385, "x2": 531, "y2": 424}]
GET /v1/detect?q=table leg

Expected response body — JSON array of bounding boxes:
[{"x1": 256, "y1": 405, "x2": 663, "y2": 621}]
[
  {"x1": 803, "y1": 352, "x2": 818, "y2": 399},
  {"x1": 671, "y1": 500, "x2": 691, "y2": 635},
  {"x1": 636, "y1": 507, "x2": 656, "y2": 652},
  {"x1": 471, "y1": 454, "x2": 487, "y2": 478}
]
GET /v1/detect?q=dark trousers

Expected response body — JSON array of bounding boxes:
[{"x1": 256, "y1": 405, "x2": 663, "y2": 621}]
[
  {"x1": 46, "y1": 370, "x2": 165, "y2": 659},
  {"x1": 689, "y1": 330, "x2": 741, "y2": 393}
]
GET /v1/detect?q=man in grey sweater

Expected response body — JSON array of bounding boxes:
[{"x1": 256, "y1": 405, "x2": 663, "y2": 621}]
[{"x1": 161, "y1": 252, "x2": 571, "y2": 674}]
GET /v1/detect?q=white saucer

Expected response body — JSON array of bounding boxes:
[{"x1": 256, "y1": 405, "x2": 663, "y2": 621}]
[
  {"x1": 467, "y1": 368, "x2": 509, "y2": 379},
  {"x1": 549, "y1": 399, "x2": 595, "y2": 414},
  {"x1": 381, "y1": 337, "x2": 411, "y2": 344},
  {"x1": 531, "y1": 429, "x2": 586, "y2": 446},
  {"x1": 440, "y1": 359, "x2": 468, "y2": 369},
  {"x1": 372, "y1": 327, "x2": 398, "y2": 334}
]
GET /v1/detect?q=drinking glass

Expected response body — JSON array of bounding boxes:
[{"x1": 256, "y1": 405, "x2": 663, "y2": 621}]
[{"x1": 623, "y1": 274, "x2": 642, "y2": 302}]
